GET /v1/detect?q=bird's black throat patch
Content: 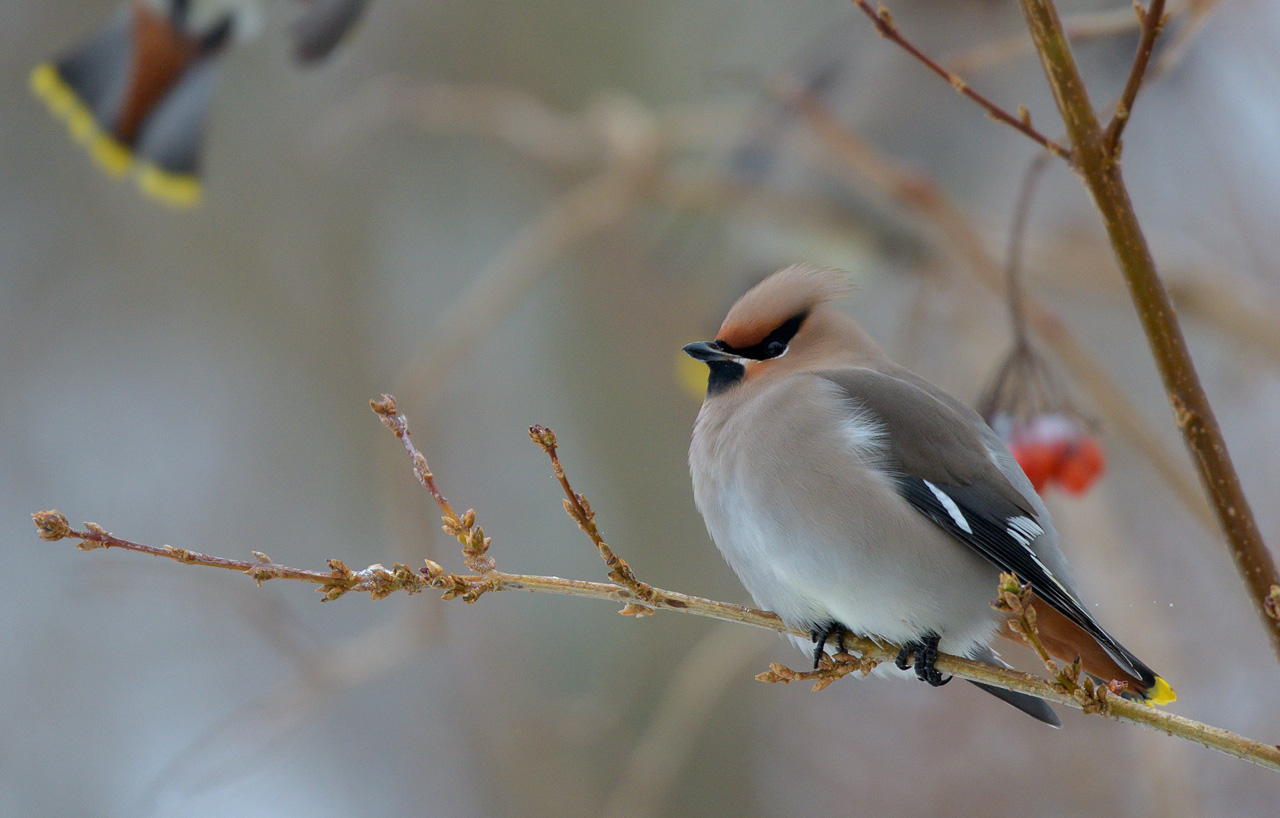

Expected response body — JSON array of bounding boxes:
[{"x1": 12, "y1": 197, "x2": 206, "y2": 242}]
[{"x1": 706, "y1": 360, "x2": 745, "y2": 395}]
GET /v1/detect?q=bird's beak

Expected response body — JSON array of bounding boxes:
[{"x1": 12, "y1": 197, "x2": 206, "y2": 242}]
[{"x1": 683, "y1": 341, "x2": 735, "y2": 363}]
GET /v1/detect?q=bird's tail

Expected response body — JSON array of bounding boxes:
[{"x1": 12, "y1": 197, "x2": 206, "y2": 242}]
[
  {"x1": 968, "y1": 645, "x2": 1061, "y2": 727},
  {"x1": 1002, "y1": 601, "x2": 1176, "y2": 706},
  {"x1": 30, "y1": 3, "x2": 232, "y2": 207},
  {"x1": 292, "y1": 0, "x2": 370, "y2": 64}
]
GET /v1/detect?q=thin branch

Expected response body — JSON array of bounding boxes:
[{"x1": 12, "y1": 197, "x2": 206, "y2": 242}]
[
  {"x1": 1102, "y1": 0, "x2": 1168, "y2": 155},
  {"x1": 848, "y1": 0, "x2": 1071, "y2": 162},
  {"x1": 31, "y1": 511, "x2": 426, "y2": 601},
  {"x1": 1153, "y1": 0, "x2": 1220, "y2": 77},
  {"x1": 529, "y1": 425, "x2": 655, "y2": 607},
  {"x1": 29, "y1": 398, "x2": 1280, "y2": 773},
  {"x1": 778, "y1": 83, "x2": 1218, "y2": 532},
  {"x1": 1005, "y1": 150, "x2": 1054, "y2": 346},
  {"x1": 30, "y1": 505, "x2": 1280, "y2": 772},
  {"x1": 1016, "y1": 0, "x2": 1280, "y2": 660},
  {"x1": 946, "y1": 1, "x2": 1192, "y2": 75},
  {"x1": 308, "y1": 77, "x2": 610, "y2": 168}
]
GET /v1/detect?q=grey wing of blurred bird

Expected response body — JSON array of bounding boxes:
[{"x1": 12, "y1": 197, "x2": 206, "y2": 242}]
[{"x1": 132, "y1": 57, "x2": 221, "y2": 189}]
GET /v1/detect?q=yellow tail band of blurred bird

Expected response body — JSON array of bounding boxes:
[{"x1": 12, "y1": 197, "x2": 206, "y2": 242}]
[
  {"x1": 30, "y1": 62, "x2": 134, "y2": 178},
  {"x1": 30, "y1": 0, "x2": 371, "y2": 207}
]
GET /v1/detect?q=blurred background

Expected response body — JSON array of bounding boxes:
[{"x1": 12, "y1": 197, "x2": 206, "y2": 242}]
[{"x1": 4, "y1": 0, "x2": 1280, "y2": 815}]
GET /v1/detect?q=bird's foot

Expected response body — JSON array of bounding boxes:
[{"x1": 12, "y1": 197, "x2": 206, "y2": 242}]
[
  {"x1": 895, "y1": 632, "x2": 951, "y2": 687},
  {"x1": 809, "y1": 621, "x2": 848, "y2": 669}
]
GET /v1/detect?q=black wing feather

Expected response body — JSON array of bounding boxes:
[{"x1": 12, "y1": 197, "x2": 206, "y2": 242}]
[{"x1": 897, "y1": 476, "x2": 1156, "y2": 687}]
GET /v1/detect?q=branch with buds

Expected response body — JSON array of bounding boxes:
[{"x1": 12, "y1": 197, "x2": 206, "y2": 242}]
[{"x1": 30, "y1": 395, "x2": 1280, "y2": 773}]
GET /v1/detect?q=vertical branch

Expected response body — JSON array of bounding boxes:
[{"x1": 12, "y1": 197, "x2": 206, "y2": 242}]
[{"x1": 1016, "y1": 0, "x2": 1280, "y2": 660}]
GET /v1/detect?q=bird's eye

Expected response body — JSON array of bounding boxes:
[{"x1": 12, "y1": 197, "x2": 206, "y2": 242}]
[{"x1": 765, "y1": 341, "x2": 786, "y2": 358}]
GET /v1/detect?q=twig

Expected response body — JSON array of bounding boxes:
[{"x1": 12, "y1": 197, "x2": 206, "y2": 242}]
[
  {"x1": 29, "y1": 398, "x2": 1280, "y2": 773},
  {"x1": 848, "y1": 0, "x2": 1071, "y2": 162},
  {"x1": 1005, "y1": 150, "x2": 1054, "y2": 346},
  {"x1": 1016, "y1": 0, "x2": 1280, "y2": 660},
  {"x1": 1102, "y1": 0, "x2": 1168, "y2": 155},
  {"x1": 779, "y1": 84, "x2": 1217, "y2": 531},
  {"x1": 308, "y1": 77, "x2": 610, "y2": 168},
  {"x1": 31, "y1": 511, "x2": 428, "y2": 602},
  {"x1": 1153, "y1": 0, "x2": 1220, "y2": 77},
  {"x1": 946, "y1": 2, "x2": 1191, "y2": 75},
  {"x1": 374, "y1": 396, "x2": 496, "y2": 573},
  {"x1": 529, "y1": 425, "x2": 655, "y2": 607}
]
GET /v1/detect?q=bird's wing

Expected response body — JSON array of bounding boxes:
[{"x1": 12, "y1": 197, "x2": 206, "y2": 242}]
[
  {"x1": 817, "y1": 367, "x2": 1156, "y2": 686},
  {"x1": 292, "y1": 0, "x2": 370, "y2": 63}
]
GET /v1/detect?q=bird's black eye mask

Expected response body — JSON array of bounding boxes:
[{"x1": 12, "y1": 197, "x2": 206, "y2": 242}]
[
  {"x1": 717, "y1": 310, "x2": 808, "y2": 361},
  {"x1": 704, "y1": 311, "x2": 807, "y2": 396}
]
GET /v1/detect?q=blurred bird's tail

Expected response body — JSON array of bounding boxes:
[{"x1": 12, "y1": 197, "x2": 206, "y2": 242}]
[
  {"x1": 292, "y1": 0, "x2": 370, "y2": 63},
  {"x1": 30, "y1": 3, "x2": 233, "y2": 207}
]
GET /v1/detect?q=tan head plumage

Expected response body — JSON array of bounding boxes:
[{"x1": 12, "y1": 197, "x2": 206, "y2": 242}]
[{"x1": 717, "y1": 264, "x2": 852, "y2": 349}]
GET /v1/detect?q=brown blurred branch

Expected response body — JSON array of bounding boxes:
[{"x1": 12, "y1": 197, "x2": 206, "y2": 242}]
[
  {"x1": 779, "y1": 83, "x2": 1217, "y2": 532},
  {"x1": 1167, "y1": 277, "x2": 1280, "y2": 366},
  {"x1": 393, "y1": 97, "x2": 661, "y2": 405},
  {"x1": 309, "y1": 77, "x2": 609, "y2": 167},
  {"x1": 848, "y1": 0, "x2": 1070, "y2": 162},
  {"x1": 600, "y1": 624, "x2": 766, "y2": 818},
  {"x1": 1017, "y1": 0, "x2": 1280, "y2": 660},
  {"x1": 29, "y1": 396, "x2": 1280, "y2": 773}
]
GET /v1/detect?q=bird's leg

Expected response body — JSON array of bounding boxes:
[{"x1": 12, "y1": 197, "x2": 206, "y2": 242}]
[
  {"x1": 895, "y1": 632, "x2": 952, "y2": 687},
  {"x1": 809, "y1": 621, "x2": 848, "y2": 669}
]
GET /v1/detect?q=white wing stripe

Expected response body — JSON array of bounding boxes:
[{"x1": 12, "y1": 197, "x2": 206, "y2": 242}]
[
  {"x1": 923, "y1": 480, "x2": 972, "y2": 534},
  {"x1": 1006, "y1": 515, "x2": 1043, "y2": 546}
]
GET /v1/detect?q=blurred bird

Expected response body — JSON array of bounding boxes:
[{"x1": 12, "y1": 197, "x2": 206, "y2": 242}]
[
  {"x1": 684, "y1": 264, "x2": 1175, "y2": 726},
  {"x1": 30, "y1": 0, "x2": 369, "y2": 207}
]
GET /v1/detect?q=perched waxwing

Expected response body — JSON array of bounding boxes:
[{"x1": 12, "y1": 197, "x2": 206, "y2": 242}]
[
  {"x1": 30, "y1": 0, "x2": 369, "y2": 207},
  {"x1": 684, "y1": 264, "x2": 1175, "y2": 726}
]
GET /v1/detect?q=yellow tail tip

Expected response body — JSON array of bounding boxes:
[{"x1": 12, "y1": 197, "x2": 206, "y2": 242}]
[
  {"x1": 136, "y1": 163, "x2": 202, "y2": 208},
  {"x1": 1146, "y1": 676, "x2": 1177, "y2": 706}
]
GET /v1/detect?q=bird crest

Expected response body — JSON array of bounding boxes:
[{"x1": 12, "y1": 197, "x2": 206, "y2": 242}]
[{"x1": 718, "y1": 264, "x2": 852, "y2": 349}]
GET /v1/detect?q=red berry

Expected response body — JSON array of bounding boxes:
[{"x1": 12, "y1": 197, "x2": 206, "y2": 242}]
[
  {"x1": 1010, "y1": 441, "x2": 1062, "y2": 493},
  {"x1": 1055, "y1": 436, "x2": 1106, "y2": 495}
]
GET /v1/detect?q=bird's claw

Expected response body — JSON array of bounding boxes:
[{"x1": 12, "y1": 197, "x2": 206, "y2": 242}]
[
  {"x1": 809, "y1": 621, "x2": 848, "y2": 669},
  {"x1": 895, "y1": 632, "x2": 951, "y2": 687}
]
